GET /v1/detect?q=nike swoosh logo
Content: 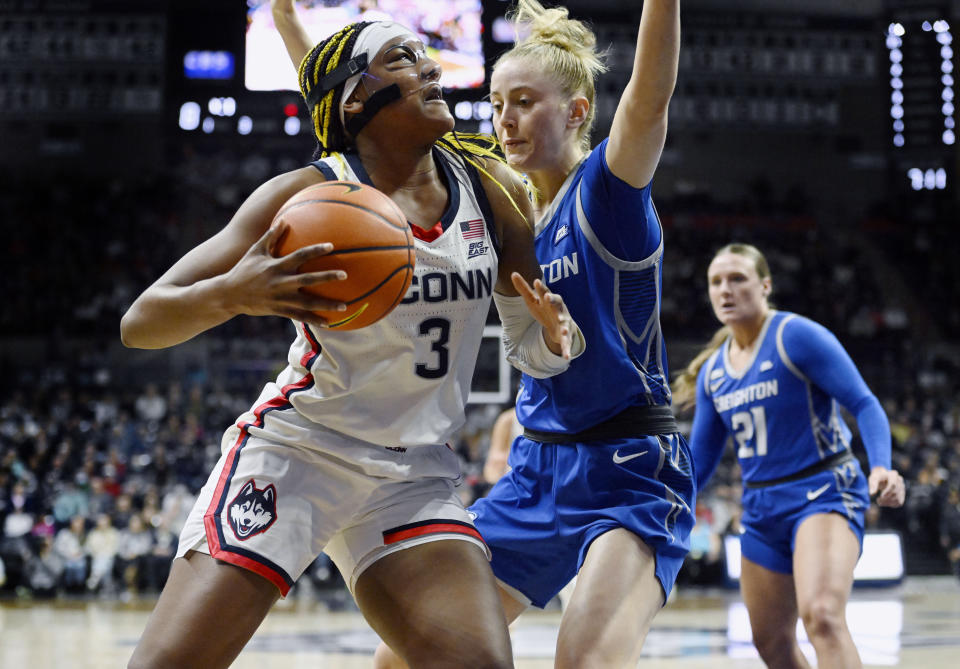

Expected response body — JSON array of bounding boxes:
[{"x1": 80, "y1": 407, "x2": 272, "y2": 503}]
[
  {"x1": 806, "y1": 483, "x2": 832, "y2": 500},
  {"x1": 613, "y1": 450, "x2": 648, "y2": 464}
]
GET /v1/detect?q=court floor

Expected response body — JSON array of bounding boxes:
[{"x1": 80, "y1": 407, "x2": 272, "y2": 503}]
[{"x1": 1, "y1": 576, "x2": 958, "y2": 668}]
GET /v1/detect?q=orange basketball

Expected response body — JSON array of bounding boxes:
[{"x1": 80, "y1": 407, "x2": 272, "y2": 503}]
[{"x1": 272, "y1": 181, "x2": 415, "y2": 330}]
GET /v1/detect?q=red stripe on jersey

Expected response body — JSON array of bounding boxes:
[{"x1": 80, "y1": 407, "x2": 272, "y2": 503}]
[
  {"x1": 299, "y1": 322, "x2": 321, "y2": 368},
  {"x1": 410, "y1": 220, "x2": 443, "y2": 243},
  {"x1": 232, "y1": 371, "x2": 315, "y2": 435},
  {"x1": 382, "y1": 522, "x2": 484, "y2": 545}
]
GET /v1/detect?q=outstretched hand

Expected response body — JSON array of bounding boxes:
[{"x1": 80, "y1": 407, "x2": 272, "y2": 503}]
[
  {"x1": 223, "y1": 221, "x2": 348, "y2": 328},
  {"x1": 510, "y1": 272, "x2": 575, "y2": 359},
  {"x1": 868, "y1": 466, "x2": 906, "y2": 507}
]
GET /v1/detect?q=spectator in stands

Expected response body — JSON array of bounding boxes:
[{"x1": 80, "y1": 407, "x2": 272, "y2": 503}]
[
  {"x1": 85, "y1": 513, "x2": 120, "y2": 594},
  {"x1": 143, "y1": 518, "x2": 177, "y2": 593},
  {"x1": 0, "y1": 485, "x2": 35, "y2": 590},
  {"x1": 115, "y1": 514, "x2": 154, "y2": 599},
  {"x1": 53, "y1": 514, "x2": 88, "y2": 593},
  {"x1": 941, "y1": 487, "x2": 960, "y2": 578},
  {"x1": 906, "y1": 453, "x2": 946, "y2": 554},
  {"x1": 159, "y1": 483, "x2": 195, "y2": 535},
  {"x1": 3, "y1": 484, "x2": 34, "y2": 541},
  {"x1": 682, "y1": 502, "x2": 724, "y2": 586},
  {"x1": 87, "y1": 476, "x2": 116, "y2": 517},
  {"x1": 25, "y1": 535, "x2": 63, "y2": 598},
  {"x1": 134, "y1": 383, "x2": 167, "y2": 424},
  {"x1": 51, "y1": 479, "x2": 89, "y2": 525},
  {"x1": 111, "y1": 492, "x2": 136, "y2": 531}
]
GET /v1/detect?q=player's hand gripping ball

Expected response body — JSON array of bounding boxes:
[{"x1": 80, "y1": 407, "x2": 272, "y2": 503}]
[{"x1": 272, "y1": 181, "x2": 415, "y2": 330}]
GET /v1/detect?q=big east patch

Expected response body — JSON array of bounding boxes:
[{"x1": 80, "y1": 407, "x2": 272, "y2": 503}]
[{"x1": 228, "y1": 479, "x2": 278, "y2": 540}]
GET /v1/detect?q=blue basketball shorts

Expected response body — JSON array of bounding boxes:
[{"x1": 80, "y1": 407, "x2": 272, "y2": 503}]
[
  {"x1": 469, "y1": 433, "x2": 695, "y2": 608},
  {"x1": 739, "y1": 456, "x2": 870, "y2": 574}
]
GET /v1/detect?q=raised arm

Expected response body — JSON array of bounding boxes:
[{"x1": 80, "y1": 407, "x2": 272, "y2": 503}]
[
  {"x1": 606, "y1": 0, "x2": 680, "y2": 188},
  {"x1": 271, "y1": 0, "x2": 314, "y2": 71},
  {"x1": 120, "y1": 168, "x2": 344, "y2": 349}
]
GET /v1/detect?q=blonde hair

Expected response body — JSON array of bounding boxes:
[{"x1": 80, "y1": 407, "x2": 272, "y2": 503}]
[
  {"x1": 672, "y1": 243, "x2": 772, "y2": 410},
  {"x1": 497, "y1": 0, "x2": 608, "y2": 152}
]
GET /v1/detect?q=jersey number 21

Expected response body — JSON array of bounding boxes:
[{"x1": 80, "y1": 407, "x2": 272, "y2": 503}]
[{"x1": 732, "y1": 406, "x2": 768, "y2": 458}]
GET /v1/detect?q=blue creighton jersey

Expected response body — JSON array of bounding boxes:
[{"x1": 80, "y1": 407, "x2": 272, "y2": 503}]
[
  {"x1": 516, "y1": 139, "x2": 669, "y2": 433},
  {"x1": 692, "y1": 311, "x2": 861, "y2": 486}
]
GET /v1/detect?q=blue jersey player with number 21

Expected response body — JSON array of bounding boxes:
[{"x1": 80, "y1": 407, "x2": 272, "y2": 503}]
[{"x1": 673, "y1": 243, "x2": 906, "y2": 669}]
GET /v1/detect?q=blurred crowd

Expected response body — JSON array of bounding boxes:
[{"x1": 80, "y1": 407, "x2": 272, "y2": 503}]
[{"x1": 1, "y1": 164, "x2": 958, "y2": 600}]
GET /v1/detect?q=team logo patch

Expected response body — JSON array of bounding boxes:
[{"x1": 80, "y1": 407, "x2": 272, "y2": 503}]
[
  {"x1": 554, "y1": 223, "x2": 569, "y2": 244},
  {"x1": 759, "y1": 360, "x2": 774, "y2": 372},
  {"x1": 467, "y1": 240, "x2": 487, "y2": 258},
  {"x1": 228, "y1": 479, "x2": 278, "y2": 541}
]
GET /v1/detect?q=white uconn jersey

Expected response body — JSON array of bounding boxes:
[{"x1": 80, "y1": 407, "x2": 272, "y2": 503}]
[{"x1": 239, "y1": 147, "x2": 500, "y2": 449}]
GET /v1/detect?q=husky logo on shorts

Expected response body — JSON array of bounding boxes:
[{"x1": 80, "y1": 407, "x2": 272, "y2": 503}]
[{"x1": 228, "y1": 479, "x2": 277, "y2": 541}]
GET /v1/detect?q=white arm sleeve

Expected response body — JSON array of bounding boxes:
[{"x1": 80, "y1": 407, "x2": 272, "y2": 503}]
[{"x1": 492, "y1": 291, "x2": 586, "y2": 379}]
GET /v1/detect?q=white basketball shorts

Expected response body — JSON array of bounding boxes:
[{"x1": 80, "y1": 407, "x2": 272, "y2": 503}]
[{"x1": 176, "y1": 417, "x2": 488, "y2": 596}]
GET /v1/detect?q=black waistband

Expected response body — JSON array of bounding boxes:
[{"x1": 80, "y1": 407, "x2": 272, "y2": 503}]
[
  {"x1": 745, "y1": 450, "x2": 854, "y2": 489},
  {"x1": 522, "y1": 405, "x2": 679, "y2": 444}
]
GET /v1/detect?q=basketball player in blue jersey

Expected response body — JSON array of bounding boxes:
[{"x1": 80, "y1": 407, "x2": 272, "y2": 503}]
[
  {"x1": 472, "y1": 3, "x2": 694, "y2": 665},
  {"x1": 673, "y1": 243, "x2": 906, "y2": 669},
  {"x1": 120, "y1": 19, "x2": 585, "y2": 669},
  {"x1": 273, "y1": 0, "x2": 692, "y2": 666}
]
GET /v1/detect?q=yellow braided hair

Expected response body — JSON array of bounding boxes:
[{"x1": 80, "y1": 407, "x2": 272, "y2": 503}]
[{"x1": 298, "y1": 22, "x2": 372, "y2": 158}]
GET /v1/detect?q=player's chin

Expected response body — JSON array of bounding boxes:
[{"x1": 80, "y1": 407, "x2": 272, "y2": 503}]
[{"x1": 425, "y1": 104, "x2": 455, "y2": 130}]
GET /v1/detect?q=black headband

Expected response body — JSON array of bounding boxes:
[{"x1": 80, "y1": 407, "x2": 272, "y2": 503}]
[{"x1": 304, "y1": 52, "x2": 369, "y2": 109}]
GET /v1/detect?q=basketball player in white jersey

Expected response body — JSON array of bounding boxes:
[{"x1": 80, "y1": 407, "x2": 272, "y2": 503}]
[
  {"x1": 273, "y1": 2, "x2": 692, "y2": 667},
  {"x1": 121, "y1": 19, "x2": 583, "y2": 669}
]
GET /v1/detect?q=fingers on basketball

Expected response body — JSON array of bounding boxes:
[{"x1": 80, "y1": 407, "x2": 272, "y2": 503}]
[{"x1": 272, "y1": 181, "x2": 415, "y2": 330}]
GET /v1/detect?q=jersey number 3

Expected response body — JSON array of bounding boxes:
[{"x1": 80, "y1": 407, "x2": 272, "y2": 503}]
[
  {"x1": 731, "y1": 406, "x2": 768, "y2": 458},
  {"x1": 415, "y1": 318, "x2": 450, "y2": 379}
]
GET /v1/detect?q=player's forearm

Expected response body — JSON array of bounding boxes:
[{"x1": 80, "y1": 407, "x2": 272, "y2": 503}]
[
  {"x1": 120, "y1": 276, "x2": 237, "y2": 350},
  {"x1": 631, "y1": 0, "x2": 680, "y2": 114},
  {"x1": 272, "y1": 4, "x2": 313, "y2": 71},
  {"x1": 854, "y1": 394, "x2": 893, "y2": 470}
]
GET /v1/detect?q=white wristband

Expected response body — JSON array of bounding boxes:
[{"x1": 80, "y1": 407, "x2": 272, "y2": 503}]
[{"x1": 492, "y1": 291, "x2": 585, "y2": 379}]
